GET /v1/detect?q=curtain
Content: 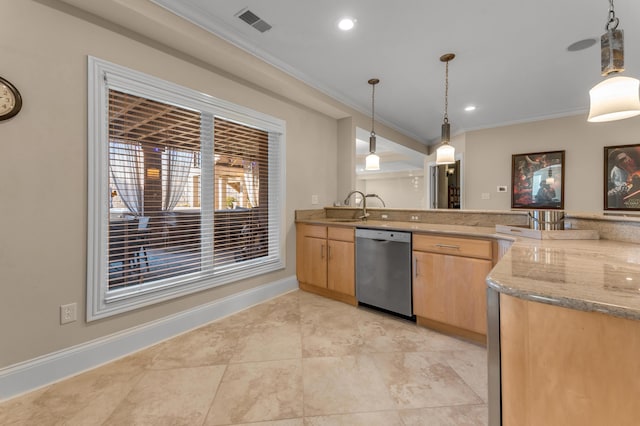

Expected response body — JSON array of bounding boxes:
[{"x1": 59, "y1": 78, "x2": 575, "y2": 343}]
[
  {"x1": 109, "y1": 141, "x2": 144, "y2": 215},
  {"x1": 243, "y1": 160, "x2": 259, "y2": 208},
  {"x1": 162, "y1": 148, "x2": 193, "y2": 211}
]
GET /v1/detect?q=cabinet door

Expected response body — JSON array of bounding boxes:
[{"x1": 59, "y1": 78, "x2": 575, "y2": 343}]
[
  {"x1": 301, "y1": 236, "x2": 327, "y2": 288},
  {"x1": 413, "y1": 251, "x2": 492, "y2": 334},
  {"x1": 450, "y1": 254, "x2": 492, "y2": 334},
  {"x1": 413, "y1": 251, "x2": 439, "y2": 319},
  {"x1": 327, "y1": 240, "x2": 355, "y2": 296}
]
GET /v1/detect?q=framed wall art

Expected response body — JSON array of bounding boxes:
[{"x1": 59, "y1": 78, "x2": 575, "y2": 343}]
[
  {"x1": 604, "y1": 144, "x2": 640, "y2": 210},
  {"x1": 511, "y1": 150, "x2": 564, "y2": 209}
]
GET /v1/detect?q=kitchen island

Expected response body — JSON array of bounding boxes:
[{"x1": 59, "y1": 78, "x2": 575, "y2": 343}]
[
  {"x1": 486, "y1": 238, "x2": 640, "y2": 426},
  {"x1": 296, "y1": 209, "x2": 640, "y2": 426}
]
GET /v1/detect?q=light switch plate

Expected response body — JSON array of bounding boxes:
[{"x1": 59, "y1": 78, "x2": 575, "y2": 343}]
[{"x1": 311, "y1": 195, "x2": 319, "y2": 205}]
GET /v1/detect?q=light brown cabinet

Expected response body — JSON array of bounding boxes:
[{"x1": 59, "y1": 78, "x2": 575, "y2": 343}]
[
  {"x1": 299, "y1": 234, "x2": 327, "y2": 287},
  {"x1": 412, "y1": 233, "x2": 494, "y2": 343},
  {"x1": 500, "y1": 294, "x2": 640, "y2": 425},
  {"x1": 296, "y1": 223, "x2": 356, "y2": 305}
]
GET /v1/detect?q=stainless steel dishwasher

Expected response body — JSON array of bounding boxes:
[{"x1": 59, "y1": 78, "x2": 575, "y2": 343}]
[{"x1": 355, "y1": 228, "x2": 413, "y2": 318}]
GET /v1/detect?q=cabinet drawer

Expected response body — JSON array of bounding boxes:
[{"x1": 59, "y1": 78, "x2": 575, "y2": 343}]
[
  {"x1": 328, "y1": 226, "x2": 354, "y2": 242},
  {"x1": 299, "y1": 224, "x2": 327, "y2": 239},
  {"x1": 413, "y1": 234, "x2": 492, "y2": 260}
]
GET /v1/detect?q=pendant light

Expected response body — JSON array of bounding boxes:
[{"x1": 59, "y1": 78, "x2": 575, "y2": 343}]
[
  {"x1": 436, "y1": 53, "x2": 456, "y2": 165},
  {"x1": 587, "y1": 0, "x2": 640, "y2": 122},
  {"x1": 365, "y1": 78, "x2": 380, "y2": 171}
]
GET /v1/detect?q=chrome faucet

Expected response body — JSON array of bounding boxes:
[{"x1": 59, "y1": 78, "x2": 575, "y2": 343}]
[
  {"x1": 343, "y1": 190, "x2": 369, "y2": 220},
  {"x1": 365, "y1": 193, "x2": 386, "y2": 207}
]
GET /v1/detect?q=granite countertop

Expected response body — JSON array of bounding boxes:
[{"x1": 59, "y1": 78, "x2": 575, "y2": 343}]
[
  {"x1": 487, "y1": 238, "x2": 640, "y2": 321},
  {"x1": 299, "y1": 218, "x2": 498, "y2": 238},
  {"x1": 296, "y1": 217, "x2": 640, "y2": 321}
]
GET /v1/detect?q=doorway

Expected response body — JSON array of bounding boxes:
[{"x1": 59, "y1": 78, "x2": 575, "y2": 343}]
[{"x1": 430, "y1": 160, "x2": 461, "y2": 209}]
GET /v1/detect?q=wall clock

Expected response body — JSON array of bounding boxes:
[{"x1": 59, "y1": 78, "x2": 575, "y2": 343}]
[{"x1": 0, "y1": 76, "x2": 22, "y2": 121}]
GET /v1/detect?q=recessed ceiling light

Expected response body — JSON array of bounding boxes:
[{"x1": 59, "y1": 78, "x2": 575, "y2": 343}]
[
  {"x1": 338, "y1": 17, "x2": 356, "y2": 31},
  {"x1": 464, "y1": 105, "x2": 476, "y2": 112}
]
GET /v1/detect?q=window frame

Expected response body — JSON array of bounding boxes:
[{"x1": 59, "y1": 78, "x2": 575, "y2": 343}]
[{"x1": 87, "y1": 56, "x2": 286, "y2": 321}]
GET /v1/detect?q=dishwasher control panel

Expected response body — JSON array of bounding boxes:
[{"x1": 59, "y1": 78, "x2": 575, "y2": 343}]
[{"x1": 355, "y1": 228, "x2": 411, "y2": 243}]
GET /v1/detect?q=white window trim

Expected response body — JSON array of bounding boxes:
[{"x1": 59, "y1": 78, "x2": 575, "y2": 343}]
[{"x1": 87, "y1": 56, "x2": 286, "y2": 321}]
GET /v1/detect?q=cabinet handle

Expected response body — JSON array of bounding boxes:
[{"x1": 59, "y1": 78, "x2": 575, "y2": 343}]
[
  {"x1": 435, "y1": 243, "x2": 460, "y2": 250},
  {"x1": 414, "y1": 257, "x2": 418, "y2": 277},
  {"x1": 321, "y1": 244, "x2": 325, "y2": 259},
  {"x1": 328, "y1": 245, "x2": 332, "y2": 259}
]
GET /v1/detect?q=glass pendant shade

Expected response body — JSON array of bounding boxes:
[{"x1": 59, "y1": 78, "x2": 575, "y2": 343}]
[
  {"x1": 436, "y1": 121, "x2": 455, "y2": 165},
  {"x1": 365, "y1": 152, "x2": 380, "y2": 170},
  {"x1": 588, "y1": 75, "x2": 640, "y2": 122},
  {"x1": 436, "y1": 143, "x2": 455, "y2": 165}
]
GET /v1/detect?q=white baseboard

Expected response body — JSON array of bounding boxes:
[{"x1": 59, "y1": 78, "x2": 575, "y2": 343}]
[{"x1": 0, "y1": 276, "x2": 298, "y2": 402}]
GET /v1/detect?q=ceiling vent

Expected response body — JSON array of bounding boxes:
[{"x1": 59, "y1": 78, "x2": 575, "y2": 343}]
[{"x1": 237, "y1": 8, "x2": 272, "y2": 33}]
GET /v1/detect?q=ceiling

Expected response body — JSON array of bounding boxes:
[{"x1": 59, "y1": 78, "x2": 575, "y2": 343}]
[{"x1": 148, "y1": 0, "x2": 640, "y2": 146}]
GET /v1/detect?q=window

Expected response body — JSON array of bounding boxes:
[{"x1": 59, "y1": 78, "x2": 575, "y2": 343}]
[{"x1": 88, "y1": 57, "x2": 285, "y2": 320}]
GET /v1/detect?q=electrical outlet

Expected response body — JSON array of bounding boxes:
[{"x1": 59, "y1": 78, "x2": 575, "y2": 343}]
[
  {"x1": 481, "y1": 193, "x2": 490, "y2": 200},
  {"x1": 311, "y1": 194, "x2": 319, "y2": 205},
  {"x1": 60, "y1": 303, "x2": 77, "y2": 325},
  {"x1": 381, "y1": 214, "x2": 389, "y2": 220},
  {"x1": 410, "y1": 215, "x2": 419, "y2": 221}
]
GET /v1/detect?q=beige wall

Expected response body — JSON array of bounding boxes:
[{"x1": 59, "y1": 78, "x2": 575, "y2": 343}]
[
  {"x1": 337, "y1": 117, "x2": 355, "y2": 201},
  {"x1": 357, "y1": 176, "x2": 425, "y2": 210},
  {"x1": 464, "y1": 114, "x2": 640, "y2": 212},
  {"x1": 0, "y1": 0, "x2": 346, "y2": 367}
]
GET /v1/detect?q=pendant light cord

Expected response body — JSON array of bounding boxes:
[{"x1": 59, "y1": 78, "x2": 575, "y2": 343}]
[
  {"x1": 444, "y1": 59, "x2": 449, "y2": 124},
  {"x1": 607, "y1": 0, "x2": 619, "y2": 30},
  {"x1": 371, "y1": 82, "x2": 376, "y2": 135}
]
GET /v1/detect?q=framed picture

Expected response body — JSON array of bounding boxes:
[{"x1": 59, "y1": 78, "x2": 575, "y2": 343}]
[
  {"x1": 511, "y1": 150, "x2": 564, "y2": 209},
  {"x1": 604, "y1": 144, "x2": 640, "y2": 210}
]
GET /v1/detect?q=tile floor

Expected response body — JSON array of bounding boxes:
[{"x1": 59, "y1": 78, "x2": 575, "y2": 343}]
[{"x1": 0, "y1": 290, "x2": 488, "y2": 425}]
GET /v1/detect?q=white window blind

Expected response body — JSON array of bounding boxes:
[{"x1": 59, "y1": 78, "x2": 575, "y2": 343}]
[
  {"x1": 212, "y1": 117, "x2": 269, "y2": 267},
  {"x1": 88, "y1": 57, "x2": 285, "y2": 320},
  {"x1": 108, "y1": 89, "x2": 207, "y2": 289}
]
